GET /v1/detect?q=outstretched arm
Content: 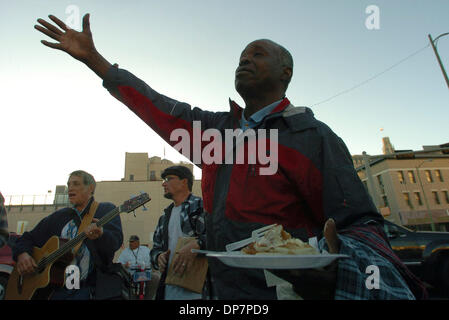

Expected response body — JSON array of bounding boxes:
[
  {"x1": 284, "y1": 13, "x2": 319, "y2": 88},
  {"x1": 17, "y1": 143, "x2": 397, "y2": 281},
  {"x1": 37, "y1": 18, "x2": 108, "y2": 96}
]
[{"x1": 35, "y1": 13, "x2": 111, "y2": 79}]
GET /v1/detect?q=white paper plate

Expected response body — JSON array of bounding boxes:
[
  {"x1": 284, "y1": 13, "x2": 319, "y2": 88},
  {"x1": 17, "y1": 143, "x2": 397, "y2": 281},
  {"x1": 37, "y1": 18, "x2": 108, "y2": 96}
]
[{"x1": 193, "y1": 250, "x2": 349, "y2": 269}]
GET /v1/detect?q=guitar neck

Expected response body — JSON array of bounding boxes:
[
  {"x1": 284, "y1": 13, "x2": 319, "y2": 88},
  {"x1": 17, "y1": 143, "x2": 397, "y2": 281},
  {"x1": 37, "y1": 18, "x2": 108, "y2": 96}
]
[
  {"x1": 35, "y1": 192, "x2": 150, "y2": 272},
  {"x1": 37, "y1": 206, "x2": 121, "y2": 270},
  {"x1": 95, "y1": 207, "x2": 120, "y2": 229}
]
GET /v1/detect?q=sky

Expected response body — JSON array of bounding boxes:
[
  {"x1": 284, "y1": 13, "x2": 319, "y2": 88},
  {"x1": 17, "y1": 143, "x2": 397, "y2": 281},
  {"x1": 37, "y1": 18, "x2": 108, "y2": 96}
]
[{"x1": 0, "y1": 0, "x2": 448, "y2": 200}]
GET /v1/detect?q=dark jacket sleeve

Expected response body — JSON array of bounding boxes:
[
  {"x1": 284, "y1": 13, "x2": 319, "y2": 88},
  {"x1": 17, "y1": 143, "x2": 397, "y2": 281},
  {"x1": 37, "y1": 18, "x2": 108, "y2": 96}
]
[
  {"x1": 193, "y1": 201, "x2": 207, "y2": 250},
  {"x1": 102, "y1": 67, "x2": 227, "y2": 167},
  {"x1": 319, "y1": 126, "x2": 384, "y2": 230},
  {"x1": 90, "y1": 202, "x2": 123, "y2": 265},
  {"x1": 12, "y1": 215, "x2": 54, "y2": 261}
]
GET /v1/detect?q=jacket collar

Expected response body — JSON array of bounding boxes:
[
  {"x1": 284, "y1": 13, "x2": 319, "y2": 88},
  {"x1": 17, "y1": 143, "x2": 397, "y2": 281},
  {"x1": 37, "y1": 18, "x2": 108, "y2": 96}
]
[
  {"x1": 164, "y1": 193, "x2": 195, "y2": 214},
  {"x1": 229, "y1": 98, "x2": 318, "y2": 132},
  {"x1": 282, "y1": 105, "x2": 318, "y2": 132},
  {"x1": 228, "y1": 97, "x2": 291, "y2": 120}
]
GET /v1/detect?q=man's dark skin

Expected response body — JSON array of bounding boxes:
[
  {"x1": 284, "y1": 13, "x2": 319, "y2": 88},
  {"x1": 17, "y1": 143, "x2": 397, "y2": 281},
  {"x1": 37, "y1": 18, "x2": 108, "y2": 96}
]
[
  {"x1": 35, "y1": 13, "x2": 341, "y2": 299},
  {"x1": 236, "y1": 40, "x2": 291, "y2": 119}
]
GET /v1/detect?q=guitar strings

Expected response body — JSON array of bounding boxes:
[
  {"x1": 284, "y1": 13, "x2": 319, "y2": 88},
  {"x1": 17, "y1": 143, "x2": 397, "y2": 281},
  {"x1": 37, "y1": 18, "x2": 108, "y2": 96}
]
[
  {"x1": 36, "y1": 207, "x2": 121, "y2": 271},
  {"x1": 34, "y1": 196, "x2": 148, "y2": 272}
]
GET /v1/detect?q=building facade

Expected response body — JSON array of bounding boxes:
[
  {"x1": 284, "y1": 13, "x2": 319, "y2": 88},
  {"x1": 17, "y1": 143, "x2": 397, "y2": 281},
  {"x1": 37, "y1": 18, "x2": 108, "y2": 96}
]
[
  {"x1": 123, "y1": 153, "x2": 194, "y2": 182},
  {"x1": 354, "y1": 140, "x2": 449, "y2": 231}
]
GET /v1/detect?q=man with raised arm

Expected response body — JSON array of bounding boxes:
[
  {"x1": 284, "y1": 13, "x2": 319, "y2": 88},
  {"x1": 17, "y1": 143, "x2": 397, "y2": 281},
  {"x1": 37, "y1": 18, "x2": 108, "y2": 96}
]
[{"x1": 34, "y1": 14, "x2": 426, "y2": 300}]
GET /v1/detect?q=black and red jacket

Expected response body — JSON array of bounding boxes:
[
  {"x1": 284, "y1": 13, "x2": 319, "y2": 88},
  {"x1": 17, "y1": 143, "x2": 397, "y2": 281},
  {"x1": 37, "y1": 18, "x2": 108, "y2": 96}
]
[{"x1": 103, "y1": 67, "x2": 384, "y2": 299}]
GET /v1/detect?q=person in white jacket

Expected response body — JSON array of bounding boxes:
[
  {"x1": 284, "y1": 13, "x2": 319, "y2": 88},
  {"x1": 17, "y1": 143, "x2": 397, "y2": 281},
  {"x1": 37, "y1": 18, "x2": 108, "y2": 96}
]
[{"x1": 118, "y1": 235, "x2": 151, "y2": 272}]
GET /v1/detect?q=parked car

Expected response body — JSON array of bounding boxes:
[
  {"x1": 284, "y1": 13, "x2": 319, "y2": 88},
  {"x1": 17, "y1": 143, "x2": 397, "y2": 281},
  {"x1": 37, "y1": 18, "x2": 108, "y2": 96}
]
[
  {"x1": 383, "y1": 220, "x2": 449, "y2": 294},
  {"x1": 0, "y1": 233, "x2": 19, "y2": 299}
]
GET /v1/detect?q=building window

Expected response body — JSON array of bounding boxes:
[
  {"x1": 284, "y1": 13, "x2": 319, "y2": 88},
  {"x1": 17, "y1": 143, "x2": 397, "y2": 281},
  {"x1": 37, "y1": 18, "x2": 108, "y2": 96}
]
[
  {"x1": 403, "y1": 193, "x2": 413, "y2": 209},
  {"x1": 382, "y1": 195, "x2": 389, "y2": 207},
  {"x1": 129, "y1": 174, "x2": 134, "y2": 181},
  {"x1": 408, "y1": 171, "x2": 416, "y2": 183},
  {"x1": 377, "y1": 175, "x2": 385, "y2": 194},
  {"x1": 397, "y1": 171, "x2": 405, "y2": 184},
  {"x1": 443, "y1": 191, "x2": 449, "y2": 204},
  {"x1": 414, "y1": 192, "x2": 423, "y2": 206},
  {"x1": 432, "y1": 191, "x2": 440, "y2": 205},
  {"x1": 425, "y1": 170, "x2": 433, "y2": 183},
  {"x1": 435, "y1": 170, "x2": 444, "y2": 182},
  {"x1": 150, "y1": 170, "x2": 156, "y2": 181}
]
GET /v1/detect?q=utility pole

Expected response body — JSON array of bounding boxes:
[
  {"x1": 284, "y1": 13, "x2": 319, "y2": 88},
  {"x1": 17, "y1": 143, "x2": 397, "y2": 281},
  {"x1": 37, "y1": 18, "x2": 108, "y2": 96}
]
[{"x1": 428, "y1": 33, "x2": 449, "y2": 90}]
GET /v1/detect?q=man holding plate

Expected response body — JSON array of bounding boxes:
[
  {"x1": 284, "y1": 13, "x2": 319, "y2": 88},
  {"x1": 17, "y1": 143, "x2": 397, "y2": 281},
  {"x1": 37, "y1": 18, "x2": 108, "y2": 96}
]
[{"x1": 34, "y1": 13, "x2": 427, "y2": 300}]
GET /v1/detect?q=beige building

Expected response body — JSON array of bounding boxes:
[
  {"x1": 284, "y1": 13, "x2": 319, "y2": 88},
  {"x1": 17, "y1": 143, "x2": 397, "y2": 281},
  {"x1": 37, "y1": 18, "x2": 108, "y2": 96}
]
[
  {"x1": 354, "y1": 139, "x2": 449, "y2": 231},
  {"x1": 123, "y1": 152, "x2": 194, "y2": 182},
  {"x1": 5, "y1": 154, "x2": 201, "y2": 261}
]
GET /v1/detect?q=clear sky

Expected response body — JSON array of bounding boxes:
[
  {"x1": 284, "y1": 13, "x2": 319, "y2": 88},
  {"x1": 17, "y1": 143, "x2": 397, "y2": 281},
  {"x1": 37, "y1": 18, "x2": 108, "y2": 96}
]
[{"x1": 1, "y1": 0, "x2": 448, "y2": 198}]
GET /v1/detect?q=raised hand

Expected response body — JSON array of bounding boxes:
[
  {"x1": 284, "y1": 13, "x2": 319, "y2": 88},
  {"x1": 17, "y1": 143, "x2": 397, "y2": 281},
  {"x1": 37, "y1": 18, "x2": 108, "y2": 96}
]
[
  {"x1": 34, "y1": 13, "x2": 111, "y2": 79},
  {"x1": 35, "y1": 14, "x2": 95, "y2": 63}
]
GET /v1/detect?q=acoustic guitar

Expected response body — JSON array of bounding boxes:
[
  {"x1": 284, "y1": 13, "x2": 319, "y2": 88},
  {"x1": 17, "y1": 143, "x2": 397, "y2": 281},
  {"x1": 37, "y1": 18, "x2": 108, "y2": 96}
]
[{"x1": 5, "y1": 193, "x2": 150, "y2": 300}]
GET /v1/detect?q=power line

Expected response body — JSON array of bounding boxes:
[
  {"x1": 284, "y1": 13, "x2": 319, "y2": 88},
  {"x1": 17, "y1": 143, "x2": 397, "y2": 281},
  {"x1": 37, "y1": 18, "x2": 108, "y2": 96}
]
[{"x1": 310, "y1": 44, "x2": 431, "y2": 107}]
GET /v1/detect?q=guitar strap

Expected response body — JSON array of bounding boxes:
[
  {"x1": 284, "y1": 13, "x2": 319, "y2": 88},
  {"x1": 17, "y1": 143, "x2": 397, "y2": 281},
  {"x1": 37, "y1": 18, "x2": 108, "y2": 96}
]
[{"x1": 72, "y1": 200, "x2": 99, "y2": 256}]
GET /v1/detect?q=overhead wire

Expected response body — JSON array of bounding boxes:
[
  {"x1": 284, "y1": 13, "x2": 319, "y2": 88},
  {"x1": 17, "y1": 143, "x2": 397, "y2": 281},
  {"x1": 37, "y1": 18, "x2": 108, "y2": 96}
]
[{"x1": 310, "y1": 43, "x2": 431, "y2": 107}]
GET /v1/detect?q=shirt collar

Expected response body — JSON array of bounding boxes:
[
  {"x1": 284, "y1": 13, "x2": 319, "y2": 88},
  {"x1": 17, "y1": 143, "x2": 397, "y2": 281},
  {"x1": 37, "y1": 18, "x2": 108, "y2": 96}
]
[{"x1": 241, "y1": 99, "x2": 283, "y2": 130}]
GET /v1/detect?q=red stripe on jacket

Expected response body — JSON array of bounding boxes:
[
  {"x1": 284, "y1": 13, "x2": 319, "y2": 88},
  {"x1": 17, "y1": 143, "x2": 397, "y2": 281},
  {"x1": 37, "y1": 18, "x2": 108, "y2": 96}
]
[{"x1": 224, "y1": 139, "x2": 325, "y2": 232}]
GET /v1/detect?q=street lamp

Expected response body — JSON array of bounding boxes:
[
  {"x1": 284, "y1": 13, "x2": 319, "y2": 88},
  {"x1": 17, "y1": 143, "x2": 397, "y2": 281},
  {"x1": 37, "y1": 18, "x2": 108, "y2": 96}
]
[
  {"x1": 415, "y1": 159, "x2": 436, "y2": 231},
  {"x1": 428, "y1": 33, "x2": 449, "y2": 90}
]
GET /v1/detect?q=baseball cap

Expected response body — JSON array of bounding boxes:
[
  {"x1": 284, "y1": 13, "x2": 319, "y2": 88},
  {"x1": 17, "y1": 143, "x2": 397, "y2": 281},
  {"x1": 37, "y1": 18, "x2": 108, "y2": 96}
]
[
  {"x1": 161, "y1": 166, "x2": 193, "y2": 190},
  {"x1": 129, "y1": 235, "x2": 139, "y2": 242}
]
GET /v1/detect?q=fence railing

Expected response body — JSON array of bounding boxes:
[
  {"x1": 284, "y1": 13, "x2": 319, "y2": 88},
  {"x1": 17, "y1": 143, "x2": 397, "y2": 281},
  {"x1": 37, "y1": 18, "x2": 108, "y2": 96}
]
[{"x1": 4, "y1": 194, "x2": 70, "y2": 206}]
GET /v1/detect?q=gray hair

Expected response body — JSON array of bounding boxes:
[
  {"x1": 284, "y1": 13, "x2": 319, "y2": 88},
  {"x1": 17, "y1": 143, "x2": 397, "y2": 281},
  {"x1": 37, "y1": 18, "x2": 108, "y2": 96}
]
[{"x1": 69, "y1": 170, "x2": 96, "y2": 194}]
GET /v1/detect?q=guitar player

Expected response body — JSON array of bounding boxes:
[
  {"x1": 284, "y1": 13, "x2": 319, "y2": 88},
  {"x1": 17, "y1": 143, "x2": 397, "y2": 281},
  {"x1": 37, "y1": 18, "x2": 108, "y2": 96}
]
[{"x1": 12, "y1": 170, "x2": 123, "y2": 300}]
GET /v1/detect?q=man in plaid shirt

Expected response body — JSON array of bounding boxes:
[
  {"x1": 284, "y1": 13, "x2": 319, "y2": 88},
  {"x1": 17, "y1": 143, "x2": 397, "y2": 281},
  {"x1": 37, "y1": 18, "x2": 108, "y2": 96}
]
[{"x1": 150, "y1": 166, "x2": 207, "y2": 300}]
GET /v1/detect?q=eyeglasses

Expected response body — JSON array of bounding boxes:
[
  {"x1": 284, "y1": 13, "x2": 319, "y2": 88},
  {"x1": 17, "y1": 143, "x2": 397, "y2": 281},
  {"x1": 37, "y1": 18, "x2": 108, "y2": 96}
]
[{"x1": 163, "y1": 176, "x2": 179, "y2": 183}]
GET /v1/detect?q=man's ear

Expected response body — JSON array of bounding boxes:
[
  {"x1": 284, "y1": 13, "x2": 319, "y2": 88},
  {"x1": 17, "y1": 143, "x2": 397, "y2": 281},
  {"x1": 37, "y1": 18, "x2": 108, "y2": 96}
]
[
  {"x1": 281, "y1": 66, "x2": 293, "y2": 83},
  {"x1": 88, "y1": 184, "x2": 95, "y2": 196}
]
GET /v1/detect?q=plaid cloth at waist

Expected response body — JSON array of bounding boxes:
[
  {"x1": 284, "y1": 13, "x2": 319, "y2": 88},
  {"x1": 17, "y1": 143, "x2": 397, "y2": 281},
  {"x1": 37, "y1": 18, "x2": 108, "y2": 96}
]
[{"x1": 318, "y1": 224, "x2": 428, "y2": 300}]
